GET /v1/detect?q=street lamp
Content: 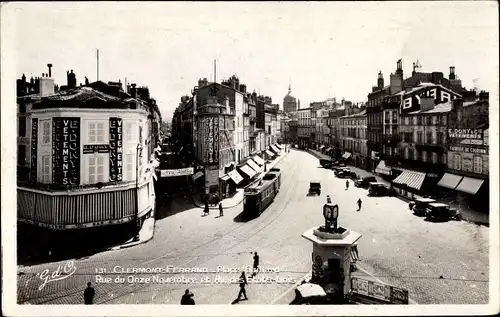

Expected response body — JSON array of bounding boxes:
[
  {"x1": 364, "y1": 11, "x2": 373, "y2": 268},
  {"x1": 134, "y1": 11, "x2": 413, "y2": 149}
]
[
  {"x1": 323, "y1": 203, "x2": 339, "y2": 232},
  {"x1": 134, "y1": 143, "x2": 143, "y2": 242}
]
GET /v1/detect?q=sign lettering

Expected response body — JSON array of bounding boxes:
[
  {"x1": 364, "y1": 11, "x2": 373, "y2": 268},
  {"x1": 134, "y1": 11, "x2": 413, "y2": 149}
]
[
  {"x1": 109, "y1": 118, "x2": 123, "y2": 182},
  {"x1": 83, "y1": 144, "x2": 110, "y2": 154},
  {"x1": 447, "y1": 128, "x2": 483, "y2": 140},
  {"x1": 160, "y1": 167, "x2": 194, "y2": 178},
  {"x1": 30, "y1": 118, "x2": 38, "y2": 183},
  {"x1": 448, "y1": 145, "x2": 488, "y2": 155},
  {"x1": 52, "y1": 117, "x2": 80, "y2": 185}
]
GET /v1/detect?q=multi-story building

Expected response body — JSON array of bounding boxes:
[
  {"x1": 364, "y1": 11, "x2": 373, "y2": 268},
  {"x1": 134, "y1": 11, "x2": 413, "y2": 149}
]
[
  {"x1": 288, "y1": 115, "x2": 298, "y2": 145},
  {"x1": 338, "y1": 105, "x2": 364, "y2": 165},
  {"x1": 297, "y1": 107, "x2": 312, "y2": 148},
  {"x1": 17, "y1": 66, "x2": 161, "y2": 247},
  {"x1": 283, "y1": 83, "x2": 298, "y2": 114},
  {"x1": 256, "y1": 95, "x2": 280, "y2": 159},
  {"x1": 315, "y1": 107, "x2": 330, "y2": 147}
]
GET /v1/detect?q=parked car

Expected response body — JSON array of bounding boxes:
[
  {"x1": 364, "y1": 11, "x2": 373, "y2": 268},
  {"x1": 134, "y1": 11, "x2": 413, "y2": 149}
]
[
  {"x1": 332, "y1": 163, "x2": 347, "y2": 171},
  {"x1": 309, "y1": 181, "x2": 321, "y2": 196},
  {"x1": 336, "y1": 169, "x2": 357, "y2": 179},
  {"x1": 354, "y1": 176, "x2": 377, "y2": 188},
  {"x1": 334, "y1": 167, "x2": 350, "y2": 176},
  {"x1": 410, "y1": 197, "x2": 436, "y2": 216},
  {"x1": 368, "y1": 182, "x2": 396, "y2": 196},
  {"x1": 319, "y1": 158, "x2": 334, "y2": 168},
  {"x1": 425, "y1": 203, "x2": 461, "y2": 221}
]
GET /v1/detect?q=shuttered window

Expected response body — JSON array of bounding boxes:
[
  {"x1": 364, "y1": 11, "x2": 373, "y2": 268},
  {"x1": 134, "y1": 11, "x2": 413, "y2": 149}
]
[{"x1": 88, "y1": 155, "x2": 106, "y2": 184}]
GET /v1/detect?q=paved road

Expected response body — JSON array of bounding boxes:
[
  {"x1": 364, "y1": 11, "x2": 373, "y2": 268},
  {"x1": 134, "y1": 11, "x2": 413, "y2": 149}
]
[{"x1": 17, "y1": 149, "x2": 489, "y2": 304}]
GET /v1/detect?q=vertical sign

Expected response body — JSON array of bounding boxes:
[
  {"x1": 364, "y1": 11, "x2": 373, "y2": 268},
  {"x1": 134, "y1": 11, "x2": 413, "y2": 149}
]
[
  {"x1": 30, "y1": 118, "x2": 38, "y2": 183},
  {"x1": 207, "y1": 117, "x2": 214, "y2": 164},
  {"x1": 109, "y1": 117, "x2": 123, "y2": 182},
  {"x1": 53, "y1": 117, "x2": 81, "y2": 185},
  {"x1": 213, "y1": 117, "x2": 219, "y2": 164}
]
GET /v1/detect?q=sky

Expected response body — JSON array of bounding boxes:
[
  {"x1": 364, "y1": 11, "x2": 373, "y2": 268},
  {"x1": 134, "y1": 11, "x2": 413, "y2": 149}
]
[{"x1": 8, "y1": 1, "x2": 499, "y2": 122}]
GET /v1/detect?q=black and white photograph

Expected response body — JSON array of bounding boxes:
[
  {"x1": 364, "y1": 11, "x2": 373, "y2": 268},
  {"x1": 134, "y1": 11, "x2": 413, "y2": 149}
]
[{"x1": 1, "y1": 1, "x2": 498, "y2": 316}]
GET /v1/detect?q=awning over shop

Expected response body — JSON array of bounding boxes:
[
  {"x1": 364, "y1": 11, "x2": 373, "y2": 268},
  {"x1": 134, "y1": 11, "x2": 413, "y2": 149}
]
[
  {"x1": 375, "y1": 160, "x2": 391, "y2": 176},
  {"x1": 342, "y1": 152, "x2": 352, "y2": 159},
  {"x1": 192, "y1": 171, "x2": 204, "y2": 181},
  {"x1": 455, "y1": 177, "x2": 484, "y2": 195},
  {"x1": 437, "y1": 173, "x2": 464, "y2": 190},
  {"x1": 228, "y1": 170, "x2": 244, "y2": 185},
  {"x1": 275, "y1": 143, "x2": 283, "y2": 149},
  {"x1": 253, "y1": 155, "x2": 265, "y2": 166},
  {"x1": 220, "y1": 175, "x2": 230, "y2": 181},
  {"x1": 319, "y1": 145, "x2": 325, "y2": 150},
  {"x1": 265, "y1": 150, "x2": 275, "y2": 157},
  {"x1": 392, "y1": 170, "x2": 426, "y2": 191},
  {"x1": 239, "y1": 164, "x2": 257, "y2": 179},
  {"x1": 271, "y1": 144, "x2": 280, "y2": 153},
  {"x1": 247, "y1": 159, "x2": 261, "y2": 172}
]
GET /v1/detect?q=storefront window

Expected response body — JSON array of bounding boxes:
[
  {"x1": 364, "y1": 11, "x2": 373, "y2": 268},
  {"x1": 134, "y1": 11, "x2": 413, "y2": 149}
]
[
  {"x1": 473, "y1": 156, "x2": 483, "y2": 174},
  {"x1": 454, "y1": 154, "x2": 461, "y2": 170}
]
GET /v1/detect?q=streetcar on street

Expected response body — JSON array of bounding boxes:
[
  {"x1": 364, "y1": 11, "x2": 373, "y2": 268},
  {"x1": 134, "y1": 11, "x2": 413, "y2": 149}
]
[{"x1": 243, "y1": 170, "x2": 282, "y2": 216}]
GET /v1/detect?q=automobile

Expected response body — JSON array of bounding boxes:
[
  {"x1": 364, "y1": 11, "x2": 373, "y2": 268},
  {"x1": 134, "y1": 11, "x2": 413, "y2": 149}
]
[
  {"x1": 332, "y1": 163, "x2": 347, "y2": 171},
  {"x1": 336, "y1": 169, "x2": 357, "y2": 179},
  {"x1": 425, "y1": 203, "x2": 461, "y2": 221},
  {"x1": 354, "y1": 176, "x2": 377, "y2": 188},
  {"x1": 368, "y1": 182, "x2": 396, "y2": 196},
  {"x1": 334, "y1": 167, "x2": 350, "y2": 176},
  {"x1": 319, "y1": 158, "x2": 334, "y2": 168},
  {"x1": 309, "y1": 181, "x2": 321, "y2": 196},
  {"x1": 410, "y1": 197, "x2": 436, "y2": 216}
]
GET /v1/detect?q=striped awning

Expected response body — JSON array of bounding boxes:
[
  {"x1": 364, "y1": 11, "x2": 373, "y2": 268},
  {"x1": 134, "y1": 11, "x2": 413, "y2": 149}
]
[
  {"x1": 455, "y1": 177, "x2": 484, "y2": 195},
  {"x1": 228, "y1": 170, "x2": 244, "y2": 185},
  {"x1": 247, "y1": 159, "x2": 261, "y2": 172},
  {"x1": 342, "y1": 152, "x2": 352, "y2": 159},
  {"x1": 437, "y1": 173, "x2": 463, "y2": 190},
  {"x1": 392, "y1": 170, "x2": 426, "y2": 191},
  {"x1": 375, "y1": 160, "x2": 391, "y2": 176},
  {"x1": 275, "y1": 144, "x2": 283, "y2": 149},
  {"x1": 319, "y1": 145, "x2": 325, "y2": 150},
  {"x1": 253, "y1": 155, "x2": 265, "y2": 166},
  {"x1": 192, "y1": 171, "x2": 204, "y2": 181},
  {"x1": 265, "y1": 150, "x2": 275, "y2": 157},
  {"x1": 239, "y1": 164, "x2": 257, "y2": 179},
  {"x1": 271, "y1": 144, "x2": 280, "y2": 153}
]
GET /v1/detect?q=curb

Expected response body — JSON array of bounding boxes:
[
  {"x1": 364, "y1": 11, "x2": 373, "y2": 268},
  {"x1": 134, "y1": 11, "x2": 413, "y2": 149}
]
[
  {"x1": 112, "y1": 220, "x2": 156, "y2": 250},
  {"x1": 191, "y1": 151, "x2": 288, "y2": 210}
]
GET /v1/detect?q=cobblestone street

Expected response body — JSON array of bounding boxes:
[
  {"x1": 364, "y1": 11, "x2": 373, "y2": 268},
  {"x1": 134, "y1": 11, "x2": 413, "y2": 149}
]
[{"x1": 17, "y1": 149, "x2": 489, "y2": 305}]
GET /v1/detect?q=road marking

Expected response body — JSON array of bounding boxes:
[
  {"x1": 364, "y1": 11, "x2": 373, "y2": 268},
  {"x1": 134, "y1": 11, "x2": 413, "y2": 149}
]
[{"x1": 270, "y1": 271, "x2": 311, "y2": 304}]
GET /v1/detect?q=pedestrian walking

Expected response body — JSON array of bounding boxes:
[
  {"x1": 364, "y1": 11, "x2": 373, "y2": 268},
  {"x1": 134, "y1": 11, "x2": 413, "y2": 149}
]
[
  {"x1": 204, "y1": 201, "x2": 209, "y2": 216},
  {"x1": 237, "y1": 272, "x2": 248, "y2": 300},
  {"x1": 219, "y1": 203, "x2": 224, "y2": 217},
  {"x1": 83, "y1": 282, "x2": 95, "y2": 305},
  {"x1": 252, "y1": 252, "x2": 259, "y2": 276},
  {"x1": 180, "y1": 289, "x2": 195, "y2": 305},
  {"x1": 357, "y1": 198, "x2": 362, "y2": 211},
  {"x1": 345, "y1": 180, "x2": 349, "y2": 190},
  {"x1": 326, "y1": 195, "x2": 332, "y2": 204}
]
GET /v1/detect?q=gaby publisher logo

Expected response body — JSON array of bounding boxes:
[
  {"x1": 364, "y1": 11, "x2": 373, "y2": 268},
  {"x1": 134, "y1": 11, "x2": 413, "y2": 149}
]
[{"x1": 36, "y1": 261, "x2": 77, "y2": 291}]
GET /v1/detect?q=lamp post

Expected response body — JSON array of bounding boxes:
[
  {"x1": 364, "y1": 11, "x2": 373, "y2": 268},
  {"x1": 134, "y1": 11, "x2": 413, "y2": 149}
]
[{"x1": 134, "y1": 143, "x2": 143, "y2": 242}]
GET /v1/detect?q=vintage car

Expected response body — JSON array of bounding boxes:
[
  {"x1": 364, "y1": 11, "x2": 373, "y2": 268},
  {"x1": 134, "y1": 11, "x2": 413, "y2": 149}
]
[
  {"x1": 309, "y1": 181, "x2": 321, "y2": 196},
  {"x1": 425, "y1": 203, "x2": 461, "y2": 221},
  {"x1": 319, "y1": 158, "x2": 334, "y2": 168},
  {"x1": 332, "y1": 163, "x2": 347, "y2": 171},
  {"x1": 334, "y1": 167, "x2": 350, "y2": 176},
  {"x1": 336, "y1": 169, "x2": 357, "y2": 179},
  {"x1": 354, "y1": 176, "x2": 377, "y2": 188},
  {"x1": 368, "y1": 182, "x2": 395, "y2": 196},
  {"x1": 410, "y1": 197, "x2": 436, "y2": 216}
]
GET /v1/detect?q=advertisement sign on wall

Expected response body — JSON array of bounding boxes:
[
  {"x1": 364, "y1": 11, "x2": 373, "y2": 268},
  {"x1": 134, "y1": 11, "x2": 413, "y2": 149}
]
[
  {"x1": 448, "y1": 128, "x2": 483, "y2": 145},
  {"x1": 52, "y1": 117, "x2": 81, "y2": 185},
  {"x1": 30, "y1": 118, "x2": 38, "y2": 183},
  {"x1": 109, "y1": 117, "x2": 123, "y2": 182}
]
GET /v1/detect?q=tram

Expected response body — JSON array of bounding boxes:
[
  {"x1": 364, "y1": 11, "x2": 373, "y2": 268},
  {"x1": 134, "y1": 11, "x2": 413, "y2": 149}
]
[{"x1": 243, "y1": 169, "x2": 282, "y2": 216}]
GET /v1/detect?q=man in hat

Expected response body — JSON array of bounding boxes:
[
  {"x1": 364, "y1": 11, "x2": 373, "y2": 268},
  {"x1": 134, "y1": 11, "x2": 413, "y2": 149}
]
[{"x1": 181, "y1": 289, "x2": 195, "y2": 305}]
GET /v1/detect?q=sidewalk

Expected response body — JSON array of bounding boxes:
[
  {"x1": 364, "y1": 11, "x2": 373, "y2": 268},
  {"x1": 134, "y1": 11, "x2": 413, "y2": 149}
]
[
  {"x1": 112, "y1": 217, "x2": 156, "y2": 250},
  {"x1": 307, "y1": 149, "x2": 489, "y2": 226},
  {"x1": 192, "y1": 150, "x2": 289, "y2": 210}
]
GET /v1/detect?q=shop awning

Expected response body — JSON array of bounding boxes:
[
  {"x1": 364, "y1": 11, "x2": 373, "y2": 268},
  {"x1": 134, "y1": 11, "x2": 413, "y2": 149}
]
[
  {"x1": 228, "y1": 170, "x2": 244, "y2": 185},
  {"x1": 455, "y1": 177, "x2": 484, "y2": 195},
  {"x1": 220, "y1": 175, "x2": 230, "y2": 181},
  {"x1": 247, "y1": 159, "x2": 261, "y2": 172},
  {"x1": 437, "y1": 173, "x2": 464, "y2": 190},
  {"x1": 375, "y1": 160, "x2": 391, "y2": 176},
  {"x1": 392, "y1": 170, "x2": 426, "y2": 191},
  {"x1": 239, "y1": 164, "x2": 257, "y2": 179},
  {"x1": 319, "y1": 145, "x2": 325, "y2": 150},
  {"x1": 275, "y1": 144, "x2": 283, "y2": 149},
  {"x1": 192, "y1": 171, "x2": 204, "y2": 181},
  {"x1": 253, "y1": 155, "x2": 265, "y2": 166},
  {"x1": 265, "y1": 150, "x2": 275, "y2": 157},
  {"x1": 271, "y1": 144, "x2": 280, "y2": 153},
  {"x1": 342, "y1": 152, "x2": 352, "y2": 159}
]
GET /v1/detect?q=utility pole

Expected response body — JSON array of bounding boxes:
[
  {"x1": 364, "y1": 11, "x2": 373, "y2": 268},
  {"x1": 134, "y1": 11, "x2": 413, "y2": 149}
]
[{"x1": 96, "y1": 49, "x2": 100, "y2": 81}]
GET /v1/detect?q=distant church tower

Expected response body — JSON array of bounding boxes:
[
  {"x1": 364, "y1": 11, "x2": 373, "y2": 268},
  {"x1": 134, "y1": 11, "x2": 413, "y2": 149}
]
[{"x1": 283, "y1": 82, "x2": 298, "y2": 113}]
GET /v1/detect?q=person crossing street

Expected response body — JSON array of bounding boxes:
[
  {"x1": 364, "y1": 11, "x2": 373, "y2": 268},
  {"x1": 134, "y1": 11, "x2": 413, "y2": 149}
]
[
  {"x1": 237, "y1": 272, "x2": 248, "y2": 300},
  {"x1": 357, "y1": 198, "x2": 362, "y2": 211},
  {"x1": 219, "y1": 203, "x2": 224, "y2": 217}
]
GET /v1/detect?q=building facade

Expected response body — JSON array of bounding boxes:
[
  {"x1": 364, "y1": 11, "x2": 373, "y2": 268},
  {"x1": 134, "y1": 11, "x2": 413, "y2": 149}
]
[
  {"x1": 339, "y1": 110, "x2": 367, "y2": 169},
  {"x1": 297, "y1": 107, "x2": 312, "y2": 148}
]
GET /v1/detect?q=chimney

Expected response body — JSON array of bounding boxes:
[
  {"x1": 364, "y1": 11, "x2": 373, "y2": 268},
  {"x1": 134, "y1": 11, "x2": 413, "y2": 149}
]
[
  {"x1": 377, "y1": 71, "x2": 384, "y2": 89},
  {"x1": 131, "y1": 83, "x2": 137, "y2": 99},
  {"x1": 47, "y1": 63, "x2": 53, "y2": 77},
  {"x1": 449, "y1": 66, "x2": 456, "y2": 80},
  {"x1": 396, "y1": 59, "x2": 403, "y2": 77}
]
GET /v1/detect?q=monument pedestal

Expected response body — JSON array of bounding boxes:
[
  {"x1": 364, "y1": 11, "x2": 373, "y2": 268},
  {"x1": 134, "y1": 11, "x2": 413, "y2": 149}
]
[{"x1": 302, "y1": 226, "x2": 362, "y2": 300}]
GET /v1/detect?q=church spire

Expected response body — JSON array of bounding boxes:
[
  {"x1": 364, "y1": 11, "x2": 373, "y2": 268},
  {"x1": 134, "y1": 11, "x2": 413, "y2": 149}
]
[{"x1": 288, "y1": 77, "x2": 292, "y2": 95}]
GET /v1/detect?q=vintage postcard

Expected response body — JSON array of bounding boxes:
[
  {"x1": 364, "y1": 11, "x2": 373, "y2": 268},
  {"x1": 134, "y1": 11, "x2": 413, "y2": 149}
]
[{"x1": 1, "y1": 1, "x2": 498, "y2": 316}]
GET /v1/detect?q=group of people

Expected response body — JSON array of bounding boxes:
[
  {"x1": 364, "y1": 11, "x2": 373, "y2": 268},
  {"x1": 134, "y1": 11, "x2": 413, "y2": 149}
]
[{"x1": 204, "y1": 200, "x2": 224, "y2": 217}]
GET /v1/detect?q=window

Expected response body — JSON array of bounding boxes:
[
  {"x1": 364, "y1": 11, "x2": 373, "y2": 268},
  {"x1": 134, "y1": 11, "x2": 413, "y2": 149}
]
[
  {"x1": 417, "y1": 117, "x2": 422, "y2": 125},
  {"x1": 88, "y1": 155, "x2": 106, "y2": 184},
  {"x1": 404, "y1": 117, "x2": 409, "y2": 125},
  {"x1": 392, "y1": 111, "x2": 398, "y2": 123},
  {"x1": 426, "y1": 132, "x2": 432, "y2": 144},
  {"x1": 422, "y1": 150, "x2": 427, "y2": 162},
  {"x1": 41, "y1": 155, "x2": 51, "y2": 183},
  {"x1": 441, "y1": 132, "x2": 447, "y2": 144},
  {"x1": 432, "y1": 116, "x2": 437, "y2": 125},
  {"x1": 473, "y1": 156, "x2": 483, "y2": 174},
  {"x1": 41, "y1": 120, "x2": 51, "y2": 144},
  {"x1": 88, "y1": 121, "x2": 106, "y2": 143},
  {"x1": 413, "y1": 149, "x2": 418, "y2": 161},
  {"x1": 18, "y1": 116, "x2": 27, "y2": 137},
  {"x1": 432, "y1": 152, "x2": 438, "y2": 164},
  {"x1": 126, "y1": 122, "x2": 137, "y2": 142},
  {"x1": 442, "y1": 116, "x2": 447, "y2": 125},
  {"x1": 19, "y1": 103, "x2": 26, "y2": 114},
  {"x1": 417, "y1": 131, "x2": 422, "y2": 143},
  {"x1": 126, "y1": 154, "x2": 134, "y2": 181},
  {"x1": 454, "y1": 154, "x2": 461, "y2": 170}
]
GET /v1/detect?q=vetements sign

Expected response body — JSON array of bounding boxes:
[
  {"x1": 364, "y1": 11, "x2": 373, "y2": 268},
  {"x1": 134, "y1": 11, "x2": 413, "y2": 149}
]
[
  {"x1": 109, "y1": 117, "x2": 123, "y2": 182},
  {"x1": 30, "y1": 118, "x2": 38, "y2": 183},
  {"x1": 52, "y1": 117, "x2": 81, "y2": 185}
]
